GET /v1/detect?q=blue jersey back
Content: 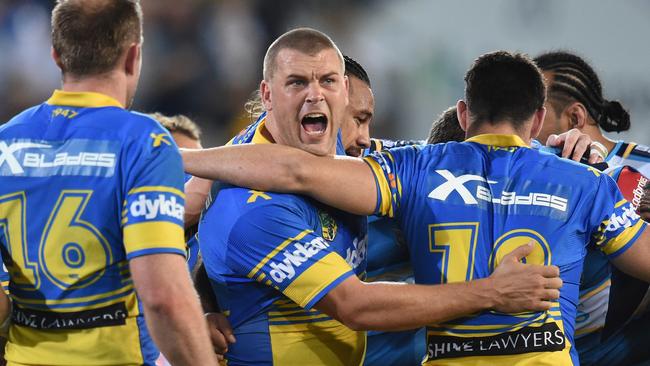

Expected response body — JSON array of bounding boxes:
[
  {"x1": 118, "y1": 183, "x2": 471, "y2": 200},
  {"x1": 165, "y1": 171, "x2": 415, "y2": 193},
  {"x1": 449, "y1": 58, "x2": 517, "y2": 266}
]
[
  {"x1": 364, "y1": 134, "x2": 647, "y2": 365},
  {"x1": 199, "y1": 117, "x2": 368, "y2": 366},
  {"x1": 0, "y1": 90, "x2": 186, "y2": 365}
]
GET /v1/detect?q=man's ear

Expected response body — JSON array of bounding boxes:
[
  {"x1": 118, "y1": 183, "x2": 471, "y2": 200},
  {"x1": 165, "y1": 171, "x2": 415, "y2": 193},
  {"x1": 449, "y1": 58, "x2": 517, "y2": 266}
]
[
  {"x1": 260, "y1": 79, "x2": 272, "y2": 111},
  {"x1": 124, "y1": 43, "x2": 141, "y2": 76},
  {"x1": 530, "y1": 107, "x2": 547, "y2": 140},
  {"x1": 343, "y1": 74, "x2": 349, "y2": 106},
  {"x1": 565, "y1": 102, "x2": 589, "y2": 129},
  {"x1": 456, "y1": 100, "x2": 468, "y2": 132},
  {"x1": 51, "y1": 47, "x2": 64, "y2": 71}
]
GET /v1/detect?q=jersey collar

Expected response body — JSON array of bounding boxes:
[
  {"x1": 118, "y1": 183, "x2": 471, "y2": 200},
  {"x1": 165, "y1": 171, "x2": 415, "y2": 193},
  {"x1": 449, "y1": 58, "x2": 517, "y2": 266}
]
[
  {"x1": 46, "y1": 90, "x2": 124, "y2": 108},
  {"x1": 251, "y1": 116, "x2": 274, "y2": 144},
  {"x1": 465, "y1": 134, "x2": 529, "y2": 148}
]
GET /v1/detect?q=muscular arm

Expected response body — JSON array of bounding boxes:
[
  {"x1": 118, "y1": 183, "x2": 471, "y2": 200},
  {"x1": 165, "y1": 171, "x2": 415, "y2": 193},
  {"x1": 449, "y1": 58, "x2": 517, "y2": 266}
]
[
  {"x1": 131, "y1": 253, "x2": 217, "y2": 365},
  {"x1": 317, "y1": 244, "x2": 562, "y2": 331},
  {"x1": 182, "y1": 145, "x2": 377, "y2": 216}
]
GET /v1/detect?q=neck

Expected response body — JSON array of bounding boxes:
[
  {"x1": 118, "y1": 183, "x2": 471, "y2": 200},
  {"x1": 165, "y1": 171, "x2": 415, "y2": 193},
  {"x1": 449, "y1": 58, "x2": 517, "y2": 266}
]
[
  {"x1": 466, "y1": 121, "x2": 531, "y2": 145},
  {"x1": 582, "y1": 124, "x2": 617, "y2": 155},
  {"x1": 61, "y1": 71, "x2": 128, "y2": 107}
]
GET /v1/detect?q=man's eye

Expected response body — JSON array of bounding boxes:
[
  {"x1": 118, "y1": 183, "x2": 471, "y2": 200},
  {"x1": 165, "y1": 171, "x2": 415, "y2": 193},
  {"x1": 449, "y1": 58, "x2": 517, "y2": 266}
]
[{"x1": 289, "y1": 80, "x2": 305, "y2": 86}]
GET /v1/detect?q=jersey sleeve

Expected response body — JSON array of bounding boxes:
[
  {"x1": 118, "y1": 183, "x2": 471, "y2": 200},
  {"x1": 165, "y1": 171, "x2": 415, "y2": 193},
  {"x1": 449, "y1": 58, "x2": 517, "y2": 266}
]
[
  {"x1": 589, "y1": 173, "x2": 648, "y2": 259},
  {"x1": 226, "y1": 203, "x2": 355, "y2": 310},
  {"x1": 121, "y1": 124, "x2": 186, "y2": 260},
  {"x1": 362, "y1": 146, "x2": 418, "y2": 218}
]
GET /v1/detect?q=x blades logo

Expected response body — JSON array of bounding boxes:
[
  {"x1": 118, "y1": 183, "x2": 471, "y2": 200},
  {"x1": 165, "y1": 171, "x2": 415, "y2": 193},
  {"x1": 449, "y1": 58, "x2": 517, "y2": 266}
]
[
  {"x1": 428, "y1": 170, "x2": 495, "y2": 204},
  {"x1": 0, "y1": 141, "x2": 52, "y2": 174}
]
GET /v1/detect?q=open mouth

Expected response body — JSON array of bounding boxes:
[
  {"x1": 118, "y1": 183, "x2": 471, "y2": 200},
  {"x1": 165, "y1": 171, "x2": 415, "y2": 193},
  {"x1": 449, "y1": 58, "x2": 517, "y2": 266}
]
[{"x1": 301, "y1": 113, "x2": 328, "y2": 136}]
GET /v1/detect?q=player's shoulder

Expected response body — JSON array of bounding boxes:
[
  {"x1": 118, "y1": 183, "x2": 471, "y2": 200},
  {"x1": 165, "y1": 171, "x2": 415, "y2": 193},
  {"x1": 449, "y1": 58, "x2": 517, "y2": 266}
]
[
  {"x1": 204, "y1": 186, "x2": 316, "y2": 245},
  {"x1": 527, "y1": 147, "x2": 604, "y2": 181},
  {"x1": 0, "y1": 104, "x2": 46, "y2": 135},
  {"x1": 628, "y1": 143, "x2": 650, "y2": 161},
  {"x1": 213, "y1": 185, "x2": 313, "y2": 219},
  {"x1": 419, "y1": 141, "x2": 480, "y2": 161},
  {"x1": 107, "y1": 110, "x2": 168, "y2": 137}
]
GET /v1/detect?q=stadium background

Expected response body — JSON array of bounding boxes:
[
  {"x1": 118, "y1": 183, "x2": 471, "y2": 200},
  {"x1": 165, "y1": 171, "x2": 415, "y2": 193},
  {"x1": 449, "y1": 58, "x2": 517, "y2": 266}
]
[{"x1": 1, "y1": 0, "x2": 649, "y2": 148}]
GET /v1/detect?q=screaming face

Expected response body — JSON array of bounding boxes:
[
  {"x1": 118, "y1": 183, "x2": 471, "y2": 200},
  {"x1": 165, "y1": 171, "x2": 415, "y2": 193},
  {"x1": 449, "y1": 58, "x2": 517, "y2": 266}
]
[{"x1": 261, "y1": 47, "x2": 348, "y2": 156}]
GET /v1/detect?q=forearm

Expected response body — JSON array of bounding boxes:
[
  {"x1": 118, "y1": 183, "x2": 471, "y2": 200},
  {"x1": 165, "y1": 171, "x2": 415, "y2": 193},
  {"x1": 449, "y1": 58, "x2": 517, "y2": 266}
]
[
  {"x1": 143, "y1": 289, "x2": 216, "y2": 365},
  {"x1": 320, "y1": 277, "x2": 494, "y2": 332},
  {"x1": 184, "y1": 176, "x2": 212, "y2": 228},
  {"x1": 353, "y1": 280, "x2": 494, "y2": 331},
  {"x1": 131, "y1": 254, "x2": 217, "y2": 365},
  {"x1": 181, "y1": 145, "x2": 377, "y2": 215},
  {"x1": 193, "y1": 260, "x2": 220, "y2": 313},
  {"x1": 181, "y1": 145, "x2": 303, "y2": 192}
]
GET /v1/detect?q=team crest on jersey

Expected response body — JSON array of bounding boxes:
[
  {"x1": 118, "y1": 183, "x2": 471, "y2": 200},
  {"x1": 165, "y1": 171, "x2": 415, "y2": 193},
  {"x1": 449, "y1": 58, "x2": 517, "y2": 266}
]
[{"x1": 318, "y1": 210, "x2": 338, "y2": 241}]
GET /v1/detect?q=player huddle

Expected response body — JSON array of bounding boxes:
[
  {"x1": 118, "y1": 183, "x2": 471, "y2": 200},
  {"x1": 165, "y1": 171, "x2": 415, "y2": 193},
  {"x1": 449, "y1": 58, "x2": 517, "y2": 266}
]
[{"x1": 1, "y1": 1, "x2": 649, "y2": 366}]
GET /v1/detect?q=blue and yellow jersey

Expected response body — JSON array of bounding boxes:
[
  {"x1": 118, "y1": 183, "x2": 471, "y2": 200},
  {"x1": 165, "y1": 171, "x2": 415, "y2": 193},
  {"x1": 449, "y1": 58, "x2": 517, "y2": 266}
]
[
  {"x1": 199, "y1": 116, "x2": 368, "y2": 366},
  {"x1": 364, "y1": 134, "x2": 647, "y2": 365},
  {"x1": 0, "y1": 90, "x2": 186, "y2": 365},
  {"x1": 606, "y1": 141, "x2": 650, "y2": 177},
  {"x1": 575, "y1": 165, "x2": 650, "y2": 366},
  {"x1": 363, "y1": 138, "x2": 426, "y2": 366}
]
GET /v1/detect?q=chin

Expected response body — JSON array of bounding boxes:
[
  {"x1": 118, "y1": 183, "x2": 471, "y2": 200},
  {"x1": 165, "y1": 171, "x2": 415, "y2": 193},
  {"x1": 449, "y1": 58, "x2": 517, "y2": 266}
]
[{"x1": 300, "y1": 141, "x2": 333, "y2": 156}]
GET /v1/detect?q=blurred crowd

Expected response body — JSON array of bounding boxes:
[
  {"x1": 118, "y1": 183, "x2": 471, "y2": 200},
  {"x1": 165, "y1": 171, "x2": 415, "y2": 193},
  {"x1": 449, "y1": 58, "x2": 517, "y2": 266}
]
[
  {"x1": 2, "y1": 1, "x2": 649, "y2": 147},
  {"x1": 0, "y1": 0, "x2": 376, "y2": 146}
]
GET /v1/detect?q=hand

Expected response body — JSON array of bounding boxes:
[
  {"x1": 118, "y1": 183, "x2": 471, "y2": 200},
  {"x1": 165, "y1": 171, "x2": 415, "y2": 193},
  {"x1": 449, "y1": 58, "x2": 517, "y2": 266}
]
[
  {"x1": 546, "y1": 129, "x2": 604, "y2": 164},
  {"x1": 205, "y1": 312, "x2": 236, "y2": 360},
  {"x1": 488, "y1": 243, "x2": 562, "y2": 313}
]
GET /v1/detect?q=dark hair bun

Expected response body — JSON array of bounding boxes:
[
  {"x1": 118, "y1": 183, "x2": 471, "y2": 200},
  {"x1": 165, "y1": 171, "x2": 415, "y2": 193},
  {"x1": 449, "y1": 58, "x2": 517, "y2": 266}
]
[{"x1": 599, "y1": 100, "x2": 630, "y2": 132}]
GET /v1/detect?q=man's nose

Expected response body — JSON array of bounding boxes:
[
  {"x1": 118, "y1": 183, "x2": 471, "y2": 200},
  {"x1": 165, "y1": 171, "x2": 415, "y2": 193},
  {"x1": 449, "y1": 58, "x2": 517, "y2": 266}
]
[
  {"x1": 358, "y1": 124, "x2": 371, "y2": 149},
  {"x1": 305, "y1": 83, "x2": 325, "y2": 104}
]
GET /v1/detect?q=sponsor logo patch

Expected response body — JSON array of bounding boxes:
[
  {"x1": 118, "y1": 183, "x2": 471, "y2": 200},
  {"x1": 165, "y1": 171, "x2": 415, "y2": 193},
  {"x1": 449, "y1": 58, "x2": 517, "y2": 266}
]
[
  {"x1": 12, "y1": 302, "x2": 128, "y2": 330},
  {"x1": 426, "y1": 323, "x2": 565, "y2": 360},
  {"x1": 269, "y1": 237, "x2": 330, "y2": 283},
  {"x1": 429, "y1": 170, "x2": 568, "y2": 212},
  {"x1": 0, "y1": 139, "x2": 117, "y2": 177},
  {"x1": 606, "y1": 203, "x2": 639, "y2": 232},
  {"x1": 129, "y1": 193, "x2": 184, "y2": 221}
]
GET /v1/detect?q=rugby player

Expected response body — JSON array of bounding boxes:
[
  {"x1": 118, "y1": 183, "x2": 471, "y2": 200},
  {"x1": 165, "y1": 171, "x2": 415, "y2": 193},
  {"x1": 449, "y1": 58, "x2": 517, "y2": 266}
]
[
  {"x1": 196, "y1": 30, "x2": 562, "y2": 366},
  {"x1": 535, "y1": 51, "x2": 650, "y2": 176},
  {"x1": 150, "y1": 112, "x2": 208, "y2": 270},
  {"x1": 182, "y1": 51, "x2": 650, "y2": 365},
  {"x1": 0, "y1": 1, "x2": 216, "y2": 365},
  {"x1": 535, "y1": 51, "x2": 650, "y2": 366}
]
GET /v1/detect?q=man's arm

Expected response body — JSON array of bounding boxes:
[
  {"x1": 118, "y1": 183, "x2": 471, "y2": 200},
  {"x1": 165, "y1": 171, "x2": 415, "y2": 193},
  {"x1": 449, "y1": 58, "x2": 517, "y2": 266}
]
[
  {"x1": 192, "y1": 259, "x2": 236, "y2": 357},
  {"x1": 130, "y1": 253, "x2": 217, "y2": 365},
  {"x1": 184, "y1": 176, "x2": 213, "y2": 228},
  {"x1": 182, "y1": 145, "x2": 377, "y2": 216},
  {"x1": 316, "y1": 243, "x2": 562, "y2": 331}
]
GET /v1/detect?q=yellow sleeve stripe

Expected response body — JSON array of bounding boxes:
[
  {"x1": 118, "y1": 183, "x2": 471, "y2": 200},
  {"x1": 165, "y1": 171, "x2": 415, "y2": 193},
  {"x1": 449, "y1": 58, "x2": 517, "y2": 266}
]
[
  {"x1": 614, "y1": 199, "x2": 628, "y2": 208},
  {"x1": 124, "y1": 221, "x2": 185, "y2": 253},
  {"x1": 363, "y1": 157, "x2": 393, "y2": 217},
  {"x1": 601, "y1": 220, "x2": 646, "y2": 256},
  {"x1": 283, "y1": 252, "x2": 352, "y2": 308},
  {"x1": 127, "y1": 186, "x2": 185, "y2": 199},
  {"x1": 623, "y1": 143, "x2": 637, "y2": 158},
  {"x1": 247, "y1": 229, "x2": 312, "y2": 279},
  {"x1": 580, "y1": 280, "x2": 611, "y2": 302},
  {"x1": 385, "y1": 151, "x2": 403, "y2": 199}
]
